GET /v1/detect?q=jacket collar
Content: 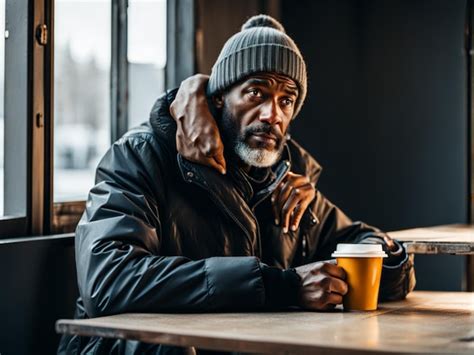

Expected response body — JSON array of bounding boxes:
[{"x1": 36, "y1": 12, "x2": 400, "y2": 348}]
[{"x1": 177, "y1": 151, "x2": 291, "y2": 203}]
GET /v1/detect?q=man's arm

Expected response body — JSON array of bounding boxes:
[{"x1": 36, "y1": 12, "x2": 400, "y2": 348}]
[
  {"x1": 170, "y1": 74, "x2": 226, "y2": 174},
  {"x1": 305, "y1": 189, "x2": 416, "y2": 301},
  {"x1": 76, "y1": 134, "x2": 265, "y2": 318}
]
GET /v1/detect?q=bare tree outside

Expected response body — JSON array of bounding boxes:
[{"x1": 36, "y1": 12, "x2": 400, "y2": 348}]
[
  {"x1": 54, "y1": 0, "x2": 111, "y2": 201},
  {"x1": 54, "y1": 0, "x2": 166, "y2": 202}
]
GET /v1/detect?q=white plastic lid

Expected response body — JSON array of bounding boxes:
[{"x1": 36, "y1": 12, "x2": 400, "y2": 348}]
[{"x1": 331, "y1": 243, "x2": 387, "y2": 258}]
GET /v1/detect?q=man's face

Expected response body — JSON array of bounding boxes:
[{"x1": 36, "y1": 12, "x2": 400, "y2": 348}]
[{"x1": 215, "y1": 72, "x2": 298, "y2": 168}]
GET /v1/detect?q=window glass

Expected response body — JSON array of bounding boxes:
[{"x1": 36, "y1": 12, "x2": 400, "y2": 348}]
[
  {"x1": 54, "y1": 0, "x2": 111, "y2": 202},
  {"x1": 0, "y1": 0, "x2": 5, "y2": 215},
  {"x1": 128, "y1": 0, "x2": 166, "y2": 129}
]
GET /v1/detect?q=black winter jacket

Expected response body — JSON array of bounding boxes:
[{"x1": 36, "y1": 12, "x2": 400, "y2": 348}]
[{"x1": 58, "y1": 89, "x2": 415, "y2": 354}]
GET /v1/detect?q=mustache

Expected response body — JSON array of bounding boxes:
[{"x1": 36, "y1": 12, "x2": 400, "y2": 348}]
[{"x1": 243, "y1": 124, "x2": 283, "y2": 142}]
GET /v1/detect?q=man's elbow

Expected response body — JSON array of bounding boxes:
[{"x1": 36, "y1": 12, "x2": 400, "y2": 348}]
[
  {"x1": 379, "y1": 254, "x2": 416, "y2": 302},
  {"x1": 80, "y1": 284, "x2": 118, "y2": 318},
  {"x1": 379, "y1": 279, "x2": 416, "y2": 302}
]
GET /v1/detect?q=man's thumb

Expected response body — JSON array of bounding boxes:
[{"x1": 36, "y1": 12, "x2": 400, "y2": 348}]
[{"x1": 213, "y1": 153, "x2": 226, "y2": 175}]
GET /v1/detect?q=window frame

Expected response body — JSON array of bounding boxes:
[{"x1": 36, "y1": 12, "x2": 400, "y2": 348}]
[
  {"x1": 111, "y1": 0, "x2": 128, "y2": 143},
  {"x1": 0, "y1": 0, "x2": 43, "y2": 238}
]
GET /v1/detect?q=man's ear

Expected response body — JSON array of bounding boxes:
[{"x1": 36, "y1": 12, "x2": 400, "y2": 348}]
[{"x1": 212, "y1": 94, "x2": 224, "y2": 109}]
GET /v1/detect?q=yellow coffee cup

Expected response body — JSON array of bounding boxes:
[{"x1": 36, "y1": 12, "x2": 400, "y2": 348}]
[{"x1": 331, "y1": 244, "x2": 387, "y2": 311}]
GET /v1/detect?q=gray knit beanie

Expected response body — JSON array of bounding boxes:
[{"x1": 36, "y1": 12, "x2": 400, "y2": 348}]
[{"x1": 207, "y1": 14, "x2": 307, "y2": 118}]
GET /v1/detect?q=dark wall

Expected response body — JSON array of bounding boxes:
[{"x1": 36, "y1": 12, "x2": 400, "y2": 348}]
[
  {"x1": 0, "y1": 236, "x2": 78, "y2": 355},
  {"x1": 282, "y1": 0, "x2": 468, "y2": 290},
  {"x1": 196, "y1": 0, "x2": 280, "y2": 74}
]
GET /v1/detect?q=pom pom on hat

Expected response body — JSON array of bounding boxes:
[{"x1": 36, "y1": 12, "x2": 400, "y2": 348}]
[{"x1": 241, "y1": 14, "x2": 286, "y2": 33}]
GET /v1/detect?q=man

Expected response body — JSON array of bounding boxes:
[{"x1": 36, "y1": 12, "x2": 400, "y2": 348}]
[{"x1": 59, "y1": 15, "x2": 415, "y2": 355}]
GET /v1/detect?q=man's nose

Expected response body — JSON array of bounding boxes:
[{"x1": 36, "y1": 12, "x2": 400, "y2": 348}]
[{"x1": 258, "y1": 100, "x2": 282, "y2": 125}]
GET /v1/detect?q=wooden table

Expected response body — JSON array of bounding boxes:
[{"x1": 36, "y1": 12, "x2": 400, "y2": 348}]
[
  {"x1": 56, "y1": 291, "x2": 474, "y2": 354},
  {"x1": 388, "y1": 224, "x2": 474, "y2": 255}
]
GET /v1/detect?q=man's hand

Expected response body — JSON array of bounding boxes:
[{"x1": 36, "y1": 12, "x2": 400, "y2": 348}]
[
  {"x1": 271, "y1": 171, "x2": 316, "y2": 233},
  {"x1": 170, "y1": 74, "x2": 227, "y2": 174},
  {"x1": 295, "y1": 260, "x2": 348, "y2": 311}
]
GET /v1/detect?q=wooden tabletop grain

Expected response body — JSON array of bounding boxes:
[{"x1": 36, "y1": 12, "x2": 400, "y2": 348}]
[
  {"x1": 56, "y1": 291, "x2": 474, "y2": 354},
  {"x1": 388, "y1": 224, "x2": 474, "y2": 254}
]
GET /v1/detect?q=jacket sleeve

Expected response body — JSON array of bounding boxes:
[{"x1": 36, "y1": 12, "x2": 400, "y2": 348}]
[
  {"x1": 75, "y1": 134, "x2": 265, "y2": 318},
  {"x1": 305, "y1": 189, "x2": 416, "y2": 301}
]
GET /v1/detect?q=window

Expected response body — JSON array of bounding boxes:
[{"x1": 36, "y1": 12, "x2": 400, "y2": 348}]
[
  {"x1": 0, "y1": 0, "x2": 5, "y2": 216},
  {"x1": 51, "y1": 0, "x2": 168, "y2": 233},
  {"x1": 0, "y1": 0, "x2": 28, "y2": 237},
  {"x1": 128, "y1": 0, "x2": 166, "y2": 129},
  {"x1": 54, "y1": 0, "x2": 167, "y2": 203},
  {"x1": 1, "y1": 0, "x2": 28, "y2": 220},
  {"x1": 54, "y1": 0, "x2": 111, "y2": 202},
  {"x1": 1, "y1": 0, "x2": 171, "y2": 236}
]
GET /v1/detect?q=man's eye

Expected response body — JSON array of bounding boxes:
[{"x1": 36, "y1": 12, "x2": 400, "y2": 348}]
[
  {"x1": 281, "y1": 98, "x2": 294, "y2": 107},
  {"x1": 248, "y1": 89, "x2": 262, "y2": 97}
]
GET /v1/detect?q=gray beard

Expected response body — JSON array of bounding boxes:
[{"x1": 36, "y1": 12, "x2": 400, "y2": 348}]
[
  {"x1": 220, "y1": 105, "x2": 286, "y2": 168},
  {"x1": 234, "y1": 140, "x2": 282, "y2": 167}
]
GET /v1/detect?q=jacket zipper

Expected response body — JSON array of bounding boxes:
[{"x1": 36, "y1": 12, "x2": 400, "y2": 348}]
[
  {"x1": 249, "y1": 162, "x2": 291, "y2": 258},
  {"x1": 189, "y1": 178, "x2": 256, "y2": 256},
  {"x1": 302, "y1": 234, "x2": 307, "y2": 260},
  {"x1": 250, "y1": 207, "x2": 262, "y2": 259}
]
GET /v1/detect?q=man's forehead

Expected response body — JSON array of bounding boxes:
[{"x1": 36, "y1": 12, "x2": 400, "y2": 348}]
[{"x1": 244, "y1": 73, "x2": 298, "y2": 93}]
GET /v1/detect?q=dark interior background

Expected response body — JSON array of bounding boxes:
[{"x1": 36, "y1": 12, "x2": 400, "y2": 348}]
[
  {"x1": 0, "y1": 0, "x2": 469, "y2": 354},
  {"x1": 282, "y1": 0, "x2": 468, "y2": 290}
]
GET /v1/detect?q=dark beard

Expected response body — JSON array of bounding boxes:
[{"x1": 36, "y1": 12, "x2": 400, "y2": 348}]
[{"x1": 218, "y1": 106, "x2": 240, "y2": 154}]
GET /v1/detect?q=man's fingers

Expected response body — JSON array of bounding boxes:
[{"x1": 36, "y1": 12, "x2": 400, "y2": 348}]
[
  {"x1": 271, "y1": 193, "x2": 279, "y2": 225},
  {"x1": 327, "y1": 277, "x2": 348, "y2": 295},
  {"x1": 289, "y1": 203, "x2": 305, "y2": 232},
  {"x1": 306, "y1": 292, "x2": 343, "y2": 311},
  {"x1": 325, "y1": 292, "x2": 344, "y2": 305},
  {"x1": 306, "y1": 273, "x2": 347, "y2": 295},
  {"x1": 169, "y1": 101, "x2": 176, "y2": 119},
  {"x1": 211, "y1": 156, "x2": 226, "y2": 175},
  {"x1": 275, "y1": 175, "x2": 307, "y2": 205},
  {"x1": 189, "y1": 134, "x2": 226, "y2": 174},
  {"x1": 205, "y1": 155, "x2": 227, "y2": 175},
  {"x1": 275, "y1": 181, "x2": 299, "y2": 228},
  {"x1": 213, "y1": 149, "x2": 227, "y2": 174},
  {"x1": 199, "y1": 157, "x2": 223, "y2": 173},
  {"x1": 315, "y1": 262, "x2": 347, "y2": 280},
  {"x1": 272, "y1": 171, "x2": 315, "y2": 232},
  {"x1": 281, "y1": 184, "x2": 314, "y2": 233},
  {"x1": 281, "y1": 188, "x2": 302, "y2": 233},
  {"x1": 289, "y1": 186, "x2": 314, "y2": 231},
  {"x1": 273, "y1": 173, "x2": 293, "y2": 205}
]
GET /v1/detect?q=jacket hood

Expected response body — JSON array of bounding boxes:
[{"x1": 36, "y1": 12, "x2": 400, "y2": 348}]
[{"x1": 149, "y1": 89, "x2": 179, "y2": 149}]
